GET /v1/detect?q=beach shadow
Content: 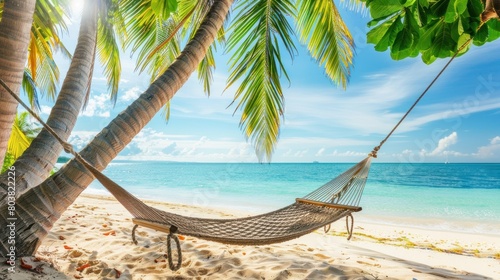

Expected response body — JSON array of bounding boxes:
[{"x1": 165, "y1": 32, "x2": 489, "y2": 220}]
[{"x1": 347, "y1": 244, "x2": 493, "y2": 280}]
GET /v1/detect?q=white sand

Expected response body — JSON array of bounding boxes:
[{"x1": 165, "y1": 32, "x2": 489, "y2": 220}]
[{"x1": 1, "y1": 193, "x2": 499, "y2": 279}]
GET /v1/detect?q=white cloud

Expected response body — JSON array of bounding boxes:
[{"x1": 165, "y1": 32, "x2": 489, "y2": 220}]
[
  {"x1": 403, "y1": 97, "x2": 500, "y2": 130},
  {"x1": 394, "y1": 132, "x2": 465, "y2": 161},
  {"x1": 120, "y1": 87, "x2": 142, "y2": 102},
  {"x1": 331, "y1": 150, "x2": 367, "y2": 157},
  {"x1": 279, "y1": 137, "x2": 372, "y2": 147},
  {"x1": 81, "y1": 93, "x2": 111, "y2": 117},
  {"x1": 315, "y1": 148, "x2": 325, "y2": 157},
  {"x1": 429, "y1": 132, "x2": 458, "y2": 155},
  {"x1": 363, "y1": 73, "x2": 388, "y2": 80},
  {"x1": 40, "y1": 105, "x2": 52, "y2": 115},
  {"x1": 475, "y1": 136, "x2": 500, "y2": 159},
  {"x1": 68, "y1": 131, "x2": 98, "y2": 150},
  {"x1": 293, "y1": 149, "x2": 309, "y2": 158},
  {"x1": 272, "y1": 137, "x2": 373, "y2": 162},
  {"x1": 116, "y1": 128, "x2": 255, "y2": 162}
]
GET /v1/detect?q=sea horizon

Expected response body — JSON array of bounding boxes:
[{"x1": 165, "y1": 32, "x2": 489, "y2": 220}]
[{"x1": 59, "y1": 157, "x2": 500, "y2": 165}]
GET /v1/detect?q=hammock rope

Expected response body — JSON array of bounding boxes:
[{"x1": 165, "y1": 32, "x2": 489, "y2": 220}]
[{"x1": 368, "y1": 25, "x2": 480, "y2": 157}]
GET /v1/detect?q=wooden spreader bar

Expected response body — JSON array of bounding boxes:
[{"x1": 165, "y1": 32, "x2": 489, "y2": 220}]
[{"x1": 295, "y1": 198, "x2": 362, "y2": 212}]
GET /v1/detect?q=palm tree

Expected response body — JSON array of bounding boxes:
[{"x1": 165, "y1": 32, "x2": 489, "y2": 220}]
[
  {"x1": 0, "y1": 0, "x2": 72, "y2": 163},
  {"x1": 0, "y1": 0, "x2": 102, "y2": 197},
  {"x1": 0, "y1": 0, "x2": 37, "y2": 163},
  {"x1": 0, "y1": 0, "x2": 356, "y2": 256},
  {"x1": 0, "y1": 0, "x2": 132, "y2": 198},
  {"x1": 1, "y1": 0, "x2": 232, "y2": 256}
]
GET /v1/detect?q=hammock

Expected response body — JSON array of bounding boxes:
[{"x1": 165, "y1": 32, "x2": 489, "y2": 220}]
[
  {"x1": 88, "y1": 156, "x2": 371, "y2": 246},
  {"x1": 74, "y1": 151, "x2": 372, "y2": 270}
]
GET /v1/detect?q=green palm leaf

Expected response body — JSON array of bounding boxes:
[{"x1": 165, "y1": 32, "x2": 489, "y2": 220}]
[
  {"x1": 226, "y1": 0, "x2": 297, "y2": 162},
  {"x1": 121, "y1": 0, "x2": 179, "y2": 77},
  {"x1": 3, "y1": 112, "x2": 41, "y2": 172},
  {"x1": 117, "y1": 0, "x2": 181, "y2": 123},
  {"x1": 179, "y1": 0, "x2": 226, "y2": 96},
  {"x1": 29, "y1": 27, "x2": 61, "y2": 101},
  {"x1": 8, "y1": 125, "x2": 31, "y2": 160},
  {"x1": 6, "y1": 112, "x2": 41, "y2": 159},
  {"x1": 22, "y1": 69, "x2": 41, "y2": 111},
  {"x1": 25, "y1": 0, "x2": 71, "y2": 104},
  {"x1": 296, "y1": 0, "x2": 355, "y2": 89},
  {"x1": 97, "y1": 0, "x2": 122, "y2": 104},
  {"x1": 1, "y1": 0, "x2": 71, "y2": 109},
  {"x1": 120, "y1": 0, "x2": 225, "y2": 121}
]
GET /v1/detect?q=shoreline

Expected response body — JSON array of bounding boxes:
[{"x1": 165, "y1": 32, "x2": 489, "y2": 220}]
[{"x1": 2, "y1": 193, "x2": 499, "y2": 279}]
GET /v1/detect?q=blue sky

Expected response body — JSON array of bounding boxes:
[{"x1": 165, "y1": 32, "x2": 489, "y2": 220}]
[{"x1": 31, "y1": 3, "x2": 500, "y2": 163}]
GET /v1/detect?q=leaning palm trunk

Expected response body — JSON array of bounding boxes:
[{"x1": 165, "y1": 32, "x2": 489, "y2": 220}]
[
  {"x1": 0, "y1": 0, "x2": 37, "y2": 163},
  {"x1": 0, "y1": 1, "x2": 98, "y2": 199},
  {"x1": 0, "y1": 0, "x2": 234, "y2": 257}
]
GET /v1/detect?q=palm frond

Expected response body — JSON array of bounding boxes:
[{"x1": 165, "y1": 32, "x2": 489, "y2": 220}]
[
  {"x1": 226, "y1": 0, "x2": 297, "y2": 162},
  {"x1": 118, "y1": 0, "x2": 184, "y2": 123},
  {"x1": 140, "y1": 18, "x2": 182, "y2": 82},
  {"x1": 97, "y1": 0, "x2": 122, "y2": 104},
  {"x1": 162, "y1": 101, "x2": 171, "y2": 124},
  {"x1": 7, "y1": 112, "x2": 40, "y2": 159},
  {"x1": 122, "y1": 0, "x2": 224, "y2": 99},
  {"x1": 22, "y1": 0, "x2": 71, "y2": 103},
  {"x1": 197, "y1": 45, "x2": 216, "y2": 95},
  {"x1": 22, "y1": 69, "x2": 41, "y2": 112},
  {"x1": 120, "y1": 0, "x2": 180, "y2": 81},
  {"x1": 340, "y1": 0, "x2": 367, "y2": 15},
  {"x1": 0, "y1": 1, "x2": 4, "y2": 19},
  {"x1": 30, "y1": 23, "x2": 60, "y2": 101},
  {"x1": 35, "y1": 52, "x2": 60, "y2": 101},
  {"x1": 9, "y1": 125, "x2": 31, "y2": 159},
  {"x1": 296, "y1": 0, "x2": 355, "y2": 89},
  {"x1": 15, "y1": 112, "x2": 41, "y2": 138},
  {"x1": 179, "y1": 0, "x2": 226, "y2": 96}
]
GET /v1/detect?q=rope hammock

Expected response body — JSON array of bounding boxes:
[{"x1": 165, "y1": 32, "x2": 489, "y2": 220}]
[{"x1": 0, "y1": 25, "x2": 478, "y2": 270}]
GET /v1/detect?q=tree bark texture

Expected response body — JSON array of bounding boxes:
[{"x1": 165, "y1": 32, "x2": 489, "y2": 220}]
[{"x1": 0, "y1": 0, "x2": 37, "y2": 163}]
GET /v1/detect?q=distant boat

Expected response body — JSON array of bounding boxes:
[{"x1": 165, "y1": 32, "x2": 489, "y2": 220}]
[{"x1": 312, "y1": 161, "x2": 319, "y2": 164}]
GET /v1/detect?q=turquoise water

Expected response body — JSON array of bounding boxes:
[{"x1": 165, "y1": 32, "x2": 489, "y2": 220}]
[{"x1": 85, "y1": 161, "x2": 500, "y2": 235}]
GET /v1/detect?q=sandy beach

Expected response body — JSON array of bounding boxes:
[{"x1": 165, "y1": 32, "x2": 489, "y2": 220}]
[{"x1": 1, "y1": 193, "x2": 499, "y2": 279}]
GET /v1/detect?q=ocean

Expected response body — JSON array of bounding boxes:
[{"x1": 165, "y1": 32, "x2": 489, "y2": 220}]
[{"x1": 83, "y1": 161, "x2": 500, "y2": 235}]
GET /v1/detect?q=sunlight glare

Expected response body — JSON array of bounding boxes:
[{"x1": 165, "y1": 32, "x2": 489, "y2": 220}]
[{"x1": 70, "y1": 0, "x2": 85, "y2": 16}]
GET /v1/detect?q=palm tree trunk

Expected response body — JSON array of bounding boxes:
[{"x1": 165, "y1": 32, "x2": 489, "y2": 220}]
[
  {"x1": 0, "y1": 0, "x2": 37, "y2": 163},
  {"x1": 0, "y1": 0, "x2": 97, "y2": 198},
  {"x1": 0, "y1": 0, "x2": 234, "y2": 257}
]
